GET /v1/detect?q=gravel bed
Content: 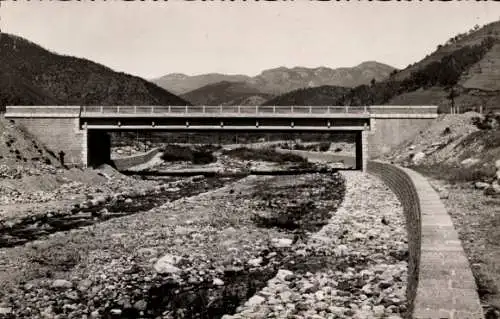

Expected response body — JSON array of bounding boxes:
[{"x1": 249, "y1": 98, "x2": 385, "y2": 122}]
[
  {"x1": 0, "y1": 171, "x2": 407, "y2": 319},
  {"x1": 0, "y1": 172, "x2": 346, "y2": 318},
  {"x1": 224, "y1": 171, "x2": 408, "y2": 319}
]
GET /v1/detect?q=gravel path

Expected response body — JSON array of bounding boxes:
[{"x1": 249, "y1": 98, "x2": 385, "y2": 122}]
[{"x1": 224, "y1": 171, "x2": 408, "y2": 319}]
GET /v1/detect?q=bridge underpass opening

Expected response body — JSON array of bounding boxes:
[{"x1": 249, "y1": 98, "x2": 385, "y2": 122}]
[{"x1": 89, "y1": 130, "x2": 364, "y2": 170}]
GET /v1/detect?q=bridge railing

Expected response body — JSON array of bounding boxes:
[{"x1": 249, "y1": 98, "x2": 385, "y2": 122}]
[{"x1": 81, "y1": 105, "x2": 369, "y2": 115}]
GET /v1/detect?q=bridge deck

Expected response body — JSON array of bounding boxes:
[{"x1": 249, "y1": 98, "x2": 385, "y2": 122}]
[{"x1": 80, "y1": 105, "x2": 370, "y2": 118}]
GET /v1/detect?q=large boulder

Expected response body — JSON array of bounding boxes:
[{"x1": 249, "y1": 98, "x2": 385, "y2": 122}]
[
  {"x1": 475, "y1": 182, "x2": 490, "y2": 190},
  {"x1": 461, "y1": 158, "x2": 480, "y2": 167},
  {"x1": 412, "y1": 152, "x2": 426, "y2": 165},
  {"x1": 484, "y1": 181, "x2": 500, "y2": 196},
  {"x1": 154, "y1": 254, "x2": 183, "y2": 274}
]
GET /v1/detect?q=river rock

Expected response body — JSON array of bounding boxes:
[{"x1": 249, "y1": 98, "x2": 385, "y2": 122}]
[
  {"x1": 247, "y1": 257, "x2": 263, "y2": 267},
  {"x1": 461, "y1": 158, "x2": 480, "y2": 167},
  {"x1": 272, "y1": 238, "x2": 293, "y2": 248},
  {"x1": 373, "y1": 305, "x2": 385, "y2": 317},
  {"x1": 276, "y1": 269, "x2": 294, "y2": 281},
  {"x1": 213, "y1": 278, "x2": 224, "y2": 286},
  {"x1": 495, "y1": 159, "x2": 500, "y2": 169},
  {"x1": 133, "y1": 299, "x2": 147, "y2": 311},
  {"x1": 0, "y1": 307, "x2": 12, "y2": 315},
  {"x1": 411, "y1": 152, "x2": 426, "y2": 165},
  {"x1": 475, "y1": 181, "x2": 490, "y2": 189},
  {"x1": 154, "y1": 254, "x2": 183, "y2": 274},
  {"x1": 485, "y1": 182, "x2": 500, "y2": 195},
  {"x1": 245, "y1": 295, "x2": 265, "y2": 307},
  {"x1": 51, "y1": 279, "x2": 73, "y2": 289}
]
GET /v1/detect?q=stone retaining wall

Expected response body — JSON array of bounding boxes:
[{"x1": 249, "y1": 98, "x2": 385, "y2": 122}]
[
  {"x1": 367, "y1": 161, "x2": 484, "y2": 319},
  {"x1": 111, "y1": 147, "x2": 160, "y2": 171}
]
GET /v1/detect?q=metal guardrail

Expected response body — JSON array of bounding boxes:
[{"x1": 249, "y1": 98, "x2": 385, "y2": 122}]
[{"x1": 81, "y1": 105, "x2": 369, "y2": 115}]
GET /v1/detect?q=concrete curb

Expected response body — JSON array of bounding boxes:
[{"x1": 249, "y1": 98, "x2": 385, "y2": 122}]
[
  {"x1": 367, "y1": 161, "x2": 484, "y2": 319},
  {"x1": 111, "y1": 147, "x2": 160, "y2": 171}
]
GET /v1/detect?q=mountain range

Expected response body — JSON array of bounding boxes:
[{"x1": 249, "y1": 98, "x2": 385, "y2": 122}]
[{"x1": 152, "y1": 62, "x2": 396, "y2": 105}]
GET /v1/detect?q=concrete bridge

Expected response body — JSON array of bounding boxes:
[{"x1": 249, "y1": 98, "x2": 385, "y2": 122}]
[{"x1": 4, "y1": 105, "x2": 439, "y2": 170}]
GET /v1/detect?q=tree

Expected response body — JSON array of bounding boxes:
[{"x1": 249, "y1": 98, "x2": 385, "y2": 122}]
[{"x1": 447, "y1": 86, "x2": 458, "y2": 114}]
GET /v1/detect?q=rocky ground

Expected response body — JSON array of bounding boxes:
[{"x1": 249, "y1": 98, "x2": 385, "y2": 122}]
[
  {"x1": 426, "y1": 176, "x2": 500, "y2": 318},
  {"x1": 224, "y1": 172, "x2": 408, "y2": 319},
  {"x1": 0, "y1": 170, "x2": 408, "y2": 319}
]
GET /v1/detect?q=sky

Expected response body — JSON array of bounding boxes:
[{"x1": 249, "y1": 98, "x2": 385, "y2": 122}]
[{"x1": 2, "y1": 1, "x2": 500, "y2": 79}]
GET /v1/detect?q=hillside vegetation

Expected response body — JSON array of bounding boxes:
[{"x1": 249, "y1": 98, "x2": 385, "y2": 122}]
[
  {"x1": 181, "y1": 81, "x2": 274, "y2": 106},
  {"x1": 264, "y1": 20, "x2": 500, "y2": 112},
  {"x1": 152, "y1": 73, "x2": 251, "y2": 95},
  {"x1": 263, "y1": 86, "x2": 350, "y2": 106},
  {"x1": 0, "y1": 33, "x2": 189, "y2": 109}
]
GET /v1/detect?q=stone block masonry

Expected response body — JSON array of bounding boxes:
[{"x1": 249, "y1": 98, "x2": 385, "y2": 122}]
[
  {"x1": 367, "y1": 106, "x2": 438, "y2": 159},
  {"x1": 368, "y1": 161, "x2": 484, "y2": 319},
  {"x1": 7, "y1": 106, "x2": 87, "y2": 167}
]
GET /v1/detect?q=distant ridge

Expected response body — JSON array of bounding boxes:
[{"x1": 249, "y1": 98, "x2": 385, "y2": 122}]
[{"x1": 156, "y1": 61, "x2": 395, "y2": 106}]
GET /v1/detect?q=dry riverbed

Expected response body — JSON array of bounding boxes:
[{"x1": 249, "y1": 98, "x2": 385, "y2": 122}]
[{"x1": 0, "y1": 171, "x2": 408, "y2": 319}]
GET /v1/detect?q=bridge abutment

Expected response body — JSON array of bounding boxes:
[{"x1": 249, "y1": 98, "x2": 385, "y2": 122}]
[
  {"x1": 4, "y1": 106, "x2": 88, "y2": 167},
  {"x1": 367, "y1": 106, "x2": 439, "y2": 159}
]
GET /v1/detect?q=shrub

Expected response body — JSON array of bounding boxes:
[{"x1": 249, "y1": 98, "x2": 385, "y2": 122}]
[
  {"x1": 161, "y1": 144, "x2": 194, "y2": 162},
  {"x1": 412, "y1": 164, "x2": 496, "y2": 183},
  {"x1": 222, "y1": 147, "x2": 308, "y2": 164},
  {"x1": 473, "y1": 112, "x2": 500, "y2": 130},
  {"x1": 192, "y1": 150, "x2": 215, "y2": 165},
  {"x1": 160, "y1": 144, "x2": 217, "y2": 164},
  {"x1": 318, "y1": 142, "x2": 331, "y2": 152}
]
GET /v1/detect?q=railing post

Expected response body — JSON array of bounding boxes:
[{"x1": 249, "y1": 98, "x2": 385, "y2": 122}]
[
  {"x1": 134, "y1": 106, "x2": 137, "y2": 114},
  {"x1": 256, "y1": 105, "x2": 258, "y2": 114},
  {"x1": 291, "y1": 106, "x2": 294, "y2": 113},
  {"x1": 220, "y1": 105, "x2": 223, "y2": 113},
  {"x1": 203, "y1": 105, "x2": 206, "y2": 113},
  {"x1": 309, "y1": 106, "x2": 312, "y2": 113},
  {"x1": 185, "y1": 105, "x2": 188, "y2": 113},
  {"x1": 117, "y1": 106, "x2": 120, "y2": 113},
  {"x1": 273, "y1": 105, "x2": 276, "y2": 113},
  {"x1": 364, "y1": 105, "x2": 367, "y2": 113},
  {"x1": 238, "y1": 105, "x2": 241, "y2": 113},
  {"x1": 151, "y1": 106, "x2": 154, "y2": 113},
  {"x1": 168, "y1": 105, "x2": 171, "y2": 113}
]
